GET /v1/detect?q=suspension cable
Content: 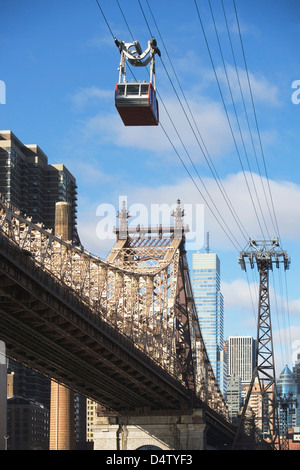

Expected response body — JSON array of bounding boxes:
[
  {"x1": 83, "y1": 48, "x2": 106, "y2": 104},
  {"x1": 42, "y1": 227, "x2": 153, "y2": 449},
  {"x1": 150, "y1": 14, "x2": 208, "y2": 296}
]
[
  {"x1": 208, "y1": 0, "x2": 269, "y2": 240},
  {"x1": 143, "y1": 0, "x2": 249, "y2": 244},
  {"x1": 221, "y1": 0, "x2": 274, "y2": 239},
  {"x1": 95, "y1": 0, "x2": 115, "y2": 39},
  {"x1": 97, "y1": 0, "x2": 241, "y2": 251},
  {"x1": 104, "y1": 0, "x2": 244, "y2": 251},
  {"x1": 94, "y1": 0, "x2": 285, "y2": 258},
  {"x1": 194, "y1": 0, "x2": 269, "y2": 240},
  {"x1": 233, "y1": 0, "x2": 281, "y2": 241}
]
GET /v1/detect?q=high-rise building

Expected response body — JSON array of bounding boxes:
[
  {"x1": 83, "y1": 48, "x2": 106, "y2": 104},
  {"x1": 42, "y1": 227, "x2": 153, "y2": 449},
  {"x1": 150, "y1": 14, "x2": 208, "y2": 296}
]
[
  {"x1": 86, "y1": 399, "x2": 98, "y2": 444},
  {"x1": 0, "y1": 130, "x2": 79, "y2": 243},
  {"x1": 293, "y1": 353, "x2": 300, "y2": 396},
  {"x1": 7, "y1": 396, "x2": 49, "y2": 450},
  {"x1": 0, "y1": 130, "x2": 82, "y2": 448},
  {"x1": 224, "y1": 336, "x2": 256, "y2": 422},
  {"x1": 192, "y1": 250, "x2": 226, "y2": 394},
  {"x1": 7, "y1": 359, "x2": 50, "y2": 409},
  {"x1": 277, "y1": 365, "x2": 299, "y2": 433},
  {"x1": 226, "y1": 375, "x2": 242, "y2": 424},
  {"x1": 225, "y1": 336, "x2": 256, "y2": 385}
]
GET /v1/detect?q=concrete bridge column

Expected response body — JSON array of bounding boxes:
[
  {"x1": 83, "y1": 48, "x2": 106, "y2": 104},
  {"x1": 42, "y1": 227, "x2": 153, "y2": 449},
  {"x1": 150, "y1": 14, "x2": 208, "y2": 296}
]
[
  {"x1": 49, "y1": 202, "x2": 75, "y2": 450},
  {"x1": 93, "y1": 409, "x2": 207, "y2": 450},
  {"x1": 0, "y1": 341, "x2": 7, "y2": 450},
  {"x1": 49, "y1": 382, "x2": 75, "y2": 450}
]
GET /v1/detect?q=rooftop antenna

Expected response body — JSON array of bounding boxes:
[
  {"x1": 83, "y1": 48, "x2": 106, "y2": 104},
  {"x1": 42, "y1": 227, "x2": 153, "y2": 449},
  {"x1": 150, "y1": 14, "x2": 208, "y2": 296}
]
[{"x1": 206, "y1": 232, "x2": 210, "y2": 253}]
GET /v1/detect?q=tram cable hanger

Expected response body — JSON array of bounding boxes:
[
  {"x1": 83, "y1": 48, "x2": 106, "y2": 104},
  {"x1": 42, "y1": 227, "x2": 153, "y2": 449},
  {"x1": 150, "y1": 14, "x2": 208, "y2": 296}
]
[{"x1": 114, "y1": 37, "x2": 161, "y2": 126}]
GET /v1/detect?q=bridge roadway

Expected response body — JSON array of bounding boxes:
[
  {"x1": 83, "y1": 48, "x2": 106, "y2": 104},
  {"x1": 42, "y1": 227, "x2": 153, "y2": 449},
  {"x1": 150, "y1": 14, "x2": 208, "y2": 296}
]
[{"x1": 0, "y1": 231, "x2": 238, "y2": 447}]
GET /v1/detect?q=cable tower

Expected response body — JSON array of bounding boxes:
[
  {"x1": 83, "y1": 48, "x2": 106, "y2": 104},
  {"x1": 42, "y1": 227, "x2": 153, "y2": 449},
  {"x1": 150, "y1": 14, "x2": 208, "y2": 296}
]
[{"x1": 234, "y1": 238, "x2": 290, "y2": 449}]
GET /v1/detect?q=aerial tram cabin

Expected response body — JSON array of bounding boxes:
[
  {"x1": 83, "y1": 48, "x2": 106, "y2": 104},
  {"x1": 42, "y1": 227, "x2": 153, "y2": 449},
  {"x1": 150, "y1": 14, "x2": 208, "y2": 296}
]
[
  {"x1": 114, "y1": 38, "x2": 160, "y2": 126},
  {"x1": 115, "y1": 81, "x2": 159, "y2": 126}
]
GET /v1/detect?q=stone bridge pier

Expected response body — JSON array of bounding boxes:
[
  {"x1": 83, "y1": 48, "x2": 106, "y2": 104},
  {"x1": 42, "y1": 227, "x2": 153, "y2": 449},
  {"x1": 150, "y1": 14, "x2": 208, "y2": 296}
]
[{"x1": 93, "y1": 409, "x2": 206, "y2": 450}]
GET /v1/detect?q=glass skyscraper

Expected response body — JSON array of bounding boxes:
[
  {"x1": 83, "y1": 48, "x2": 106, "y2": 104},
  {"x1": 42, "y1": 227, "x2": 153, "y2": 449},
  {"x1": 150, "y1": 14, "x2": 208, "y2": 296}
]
[
  {"x1": 277, "y1": 365, "x2": 299, "y2": 433},
  {"x1": 192, "y1": 251, "x2": 226, "y2": 394}
]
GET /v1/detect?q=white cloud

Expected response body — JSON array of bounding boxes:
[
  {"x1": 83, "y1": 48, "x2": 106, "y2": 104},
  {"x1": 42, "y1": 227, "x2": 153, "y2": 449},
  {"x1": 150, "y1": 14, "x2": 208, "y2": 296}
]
[
  {"x1": 201, "y1": 172, "x2": 300, "y2": 247},
  {"x1": 68, "y1": 67, "x2": 282, "y2": 182},
  {"x1": 85, "y1": 34, "x2": 115, "y2": 50},
  {"x1": 215, "y1": 64, "x2": 282, "y2": 108},
  {"x1": 69, "y1": 86, "x2": 112, "y2": 111},
  {"x1": 273, "y1": 325, "x2": 300, "y2": 373},
  {"x1": 77, "y1": 203, "x2": 115, "y2": 258},
  {"x1": 76, "y1": 160, "x2": 111, "y2": 184},
  {"x1": 245, "y1": 69, "x2": 281, "y2": 107},
  {"x1": 222, "y1": 276, "x2": 300, "y2": 320},
  {"x1": 76, "y1": 170, "x2": 300, "y2": 256},
  {"x1": 289, "y1": 298, "x2": 300, "y2": 317},
  {"x1": 126, "y1": 171, "x2": 300, "y2": 249},
  {"x1": 222, "y1": 278, "x2": 258, "y2": 312},
  {"x1": 68, "y1": 84, "x2": 235, "y2": 161}
]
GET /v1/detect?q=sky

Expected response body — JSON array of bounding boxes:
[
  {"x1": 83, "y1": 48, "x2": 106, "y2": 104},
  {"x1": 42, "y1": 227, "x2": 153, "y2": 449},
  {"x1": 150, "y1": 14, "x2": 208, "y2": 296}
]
[{"x1": 1, "y1": 0, "x2": 299, "y2": 376}]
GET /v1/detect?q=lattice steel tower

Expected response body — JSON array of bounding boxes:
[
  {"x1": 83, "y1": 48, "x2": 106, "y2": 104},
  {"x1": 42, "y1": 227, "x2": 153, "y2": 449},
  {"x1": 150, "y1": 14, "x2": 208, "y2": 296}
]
[{"x1": 235, "y1": 239, "x2": 290, "y2": 449}]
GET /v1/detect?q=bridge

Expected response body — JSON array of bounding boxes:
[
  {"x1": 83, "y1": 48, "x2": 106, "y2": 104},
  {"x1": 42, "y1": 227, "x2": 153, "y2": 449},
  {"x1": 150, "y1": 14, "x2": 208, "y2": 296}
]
[{"x1": 0, "y1": 195, "x2": 262, "y2": 449}]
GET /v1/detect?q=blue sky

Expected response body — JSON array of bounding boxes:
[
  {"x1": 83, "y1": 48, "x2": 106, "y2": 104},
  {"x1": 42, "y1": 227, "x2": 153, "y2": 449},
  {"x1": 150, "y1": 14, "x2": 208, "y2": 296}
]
[{"x1": 1, "y1": 0, "x2": 300, "y2": 374}]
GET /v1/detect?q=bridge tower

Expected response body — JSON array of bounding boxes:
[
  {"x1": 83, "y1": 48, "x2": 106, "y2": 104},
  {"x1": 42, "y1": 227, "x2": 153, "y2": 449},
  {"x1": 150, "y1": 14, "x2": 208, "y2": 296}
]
[
  {"x1": 93, "y1": 200, "x2": 208, "y2": 450},
  {"x1": 112, "y1": 199, "x2": 196, "y2": 393},
  {"x1": 234, "y1": 239, "x2": 290, "y2": 449}
]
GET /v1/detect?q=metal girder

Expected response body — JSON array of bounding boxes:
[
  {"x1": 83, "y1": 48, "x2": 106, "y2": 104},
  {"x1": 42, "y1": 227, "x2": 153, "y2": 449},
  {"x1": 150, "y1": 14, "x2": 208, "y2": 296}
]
[
  {"x1": 255, "y1": 266, "x2": 280, "y2": 447},
  {"x1": 0, "y1": 246, "x2": 190, "y2": 411},
  {"x1": 0, "y1": 195, "x2": 228, "y2": 420}
]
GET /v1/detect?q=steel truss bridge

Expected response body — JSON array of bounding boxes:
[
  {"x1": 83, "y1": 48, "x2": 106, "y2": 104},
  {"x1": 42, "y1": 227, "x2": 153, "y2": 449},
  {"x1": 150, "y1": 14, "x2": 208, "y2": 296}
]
[{"x1": 0, "y1": 196, "x2": 262, "y2": 448}]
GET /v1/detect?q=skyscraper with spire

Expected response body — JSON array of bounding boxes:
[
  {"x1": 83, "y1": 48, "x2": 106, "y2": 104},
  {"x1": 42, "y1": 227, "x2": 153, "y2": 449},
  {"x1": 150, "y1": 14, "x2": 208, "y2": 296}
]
[
  {"x1": 277, "y1": 365, "x2": 298, "y2": 433},
  {"x1": 192, "y1": 234, "x2": 226, "y2": 394}
]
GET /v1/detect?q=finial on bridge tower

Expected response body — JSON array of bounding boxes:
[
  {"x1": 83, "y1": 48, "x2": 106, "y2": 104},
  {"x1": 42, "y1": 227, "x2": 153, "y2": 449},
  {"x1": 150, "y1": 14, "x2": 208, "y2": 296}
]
[
  {"x1": 117, "y1": 200, "x2": 130, "y2": 240},
  {"x1": 171, "y1": 199, "x2": 184, "y2": 239}
]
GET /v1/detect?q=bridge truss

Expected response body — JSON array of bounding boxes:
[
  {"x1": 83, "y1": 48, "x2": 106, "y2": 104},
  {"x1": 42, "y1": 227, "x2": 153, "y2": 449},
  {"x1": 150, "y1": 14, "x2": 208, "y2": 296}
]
[{"x1": 0, "y1": 195, "x2": 227, "y2": 418}]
